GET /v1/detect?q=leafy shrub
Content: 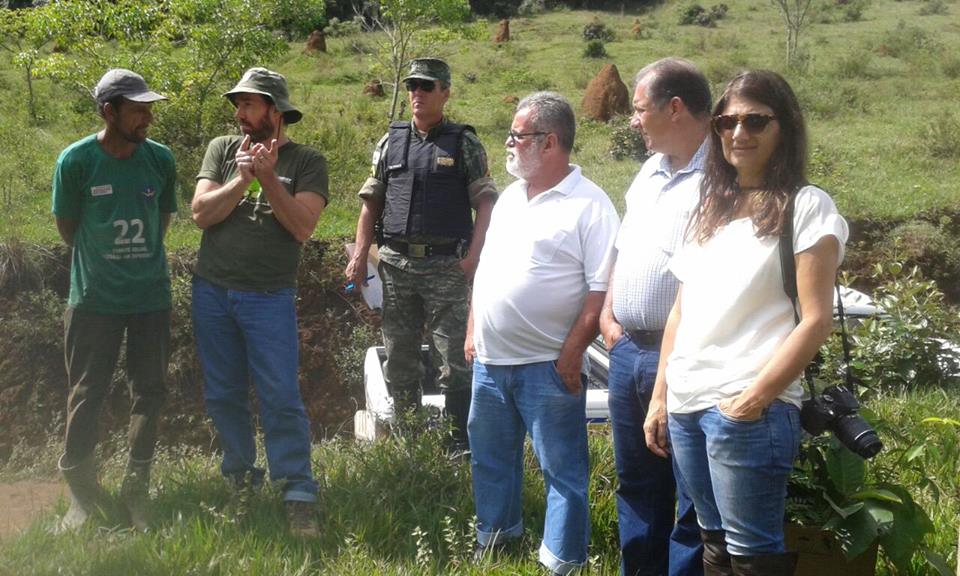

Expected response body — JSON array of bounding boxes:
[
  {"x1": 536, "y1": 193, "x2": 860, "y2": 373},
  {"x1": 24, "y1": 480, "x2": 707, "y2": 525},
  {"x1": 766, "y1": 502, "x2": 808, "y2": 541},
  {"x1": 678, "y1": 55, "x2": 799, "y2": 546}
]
[
  {"x1": 582, "y1": 39, "x2": 607, "y2": 58},
  {"x1": 269, "y1": 0, "x2": 326, "y2": 40},
  {"x1": 941, "y1": 56, "x2": 960, "y2": 79},
  {"x1": 841, "y1": 0, "x2": 869, "y2": 22},
  {"x1": 923, "y1": 113, "x2": 960, "y2": 159},
  {"x1": 323, "y1": 16, "x2": 364, "y2": 38},
  {"x1": 875, "y1": 20, "x2": 941, "y2": 58},
  {"x1": 816, "y1": 0, "x2": 870, "y2": 23},
  {"x1": 679, "y1": 4, "x2": 706, "y2": 25},
  {"x1": 679, "y1": 3, "x2": 728, "y2": 27},
  {"x1": 608, "y1": 118, "x2": 648, "y2": 162},
  {"x1": 828, "y1": 262, "x2": 960, "y2": 391},
  {"x1": 582, "y1": 19, "x2": 615, "y2": 42}
]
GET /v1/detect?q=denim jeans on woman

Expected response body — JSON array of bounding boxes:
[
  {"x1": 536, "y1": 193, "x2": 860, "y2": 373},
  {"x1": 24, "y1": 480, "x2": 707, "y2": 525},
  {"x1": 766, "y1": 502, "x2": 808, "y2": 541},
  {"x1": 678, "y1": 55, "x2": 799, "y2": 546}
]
[
  {"x1": 607, "y1": 335, "x2": 702, "y2": 576},
  {"x1": 469, "y1": 359, "x2": 590, "y2": 576},
  {"x1": 192, "y1": 275, "x2": 318, "y2": 503},
  {"x1": 668, "y1": 401, "x2": 801, "y2": 556}
]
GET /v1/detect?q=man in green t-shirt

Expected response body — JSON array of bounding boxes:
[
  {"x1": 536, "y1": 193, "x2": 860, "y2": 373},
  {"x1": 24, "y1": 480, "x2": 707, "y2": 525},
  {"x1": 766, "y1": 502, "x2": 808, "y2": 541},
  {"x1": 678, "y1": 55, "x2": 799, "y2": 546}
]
[
  {"x1": 191, "y1": 67, "x2": 328, "y2": 537},
  {"x1": 51, "y1": 68, "x2": 176, "y2": 532}
]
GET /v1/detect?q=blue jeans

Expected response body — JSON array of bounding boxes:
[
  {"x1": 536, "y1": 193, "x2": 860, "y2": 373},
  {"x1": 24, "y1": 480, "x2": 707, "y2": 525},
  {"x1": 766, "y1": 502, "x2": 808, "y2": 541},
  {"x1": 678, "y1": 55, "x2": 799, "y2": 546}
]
[
  {"x1": 469, "y1": 360, "x2": 589, "y2": 576},
  {"x1": 607, "y1": 335, "x2": 702, "y2": 576},
  {"x1": 668, "y1": 401, "x2": 801, "y2": 556},
  {"x1": 192, "y1": 276, "x2": 318, "y2": 502}
]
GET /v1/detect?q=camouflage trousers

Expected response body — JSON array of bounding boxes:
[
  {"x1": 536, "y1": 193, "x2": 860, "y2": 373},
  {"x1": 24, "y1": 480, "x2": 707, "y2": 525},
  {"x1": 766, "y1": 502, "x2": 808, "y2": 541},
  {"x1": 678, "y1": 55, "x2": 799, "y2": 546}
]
[{"x1": 378, "y1": 251, "x2": 471, "y2": 410}]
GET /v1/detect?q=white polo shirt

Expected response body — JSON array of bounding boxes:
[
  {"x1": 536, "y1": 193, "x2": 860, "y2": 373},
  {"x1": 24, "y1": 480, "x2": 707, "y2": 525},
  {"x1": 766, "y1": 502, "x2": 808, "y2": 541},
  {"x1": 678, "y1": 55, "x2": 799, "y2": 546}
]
[
  {"x1": 472, "y1": 165, "x2": 620, "y2": 365},
  {"x1": 664, "y1": 185, "x2": 849, "y2": 413}
]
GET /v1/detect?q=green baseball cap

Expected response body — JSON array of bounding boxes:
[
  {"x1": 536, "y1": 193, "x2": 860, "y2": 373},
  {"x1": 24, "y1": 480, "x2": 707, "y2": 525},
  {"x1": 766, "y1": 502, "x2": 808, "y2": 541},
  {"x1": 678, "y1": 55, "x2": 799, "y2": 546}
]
[
  {"x1": 402, "y1": 58, "x2": 451, "y2": 86},
  {"x1": 224, "y1": 67, "x2": 302, "y2": 124}
]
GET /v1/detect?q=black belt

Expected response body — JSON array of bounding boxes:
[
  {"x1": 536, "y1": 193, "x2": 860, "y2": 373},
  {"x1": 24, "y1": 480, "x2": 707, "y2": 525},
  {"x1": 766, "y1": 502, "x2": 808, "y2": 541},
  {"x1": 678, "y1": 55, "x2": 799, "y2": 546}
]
[
  {"x1": 386, "y1": 240, "x2": 459, "y2": 258},
  {"x1": 627, "y1": 329, "x2": 664, "y2": 346}
]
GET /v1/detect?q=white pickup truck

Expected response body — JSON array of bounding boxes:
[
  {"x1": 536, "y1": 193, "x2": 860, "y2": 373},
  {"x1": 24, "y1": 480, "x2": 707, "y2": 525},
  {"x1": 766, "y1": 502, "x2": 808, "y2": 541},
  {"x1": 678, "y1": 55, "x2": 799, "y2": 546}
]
[
  {"x1": 354, "y1": 339, "x2": 613, "y2": 441},
  {"x1": 353, "y1": 284, "x2": 879, "y2": 441}
]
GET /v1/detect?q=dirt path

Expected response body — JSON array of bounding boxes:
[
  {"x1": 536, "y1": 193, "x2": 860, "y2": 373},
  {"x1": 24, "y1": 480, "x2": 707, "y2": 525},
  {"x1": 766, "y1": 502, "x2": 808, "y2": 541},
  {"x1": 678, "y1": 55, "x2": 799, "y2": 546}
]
[{"x1": 0, "y1": 481, "x2": 63, "y2": 539}]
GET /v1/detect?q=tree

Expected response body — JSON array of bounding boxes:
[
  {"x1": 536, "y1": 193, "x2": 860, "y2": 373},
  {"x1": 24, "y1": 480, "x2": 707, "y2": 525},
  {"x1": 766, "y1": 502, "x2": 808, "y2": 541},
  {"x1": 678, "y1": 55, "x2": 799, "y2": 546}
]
[
  {"x1": 771, "y1": 0, "x2": 814, "y2": 68},
  {"x1": 0, "y1": 4, "x2": 56, "y2": 122},
  {"x1": 359, "y1": 0, "x2": 470, "y2": 121},
  {"x1": 31, "y1": 0, "x2": 287, "y2": 193}
]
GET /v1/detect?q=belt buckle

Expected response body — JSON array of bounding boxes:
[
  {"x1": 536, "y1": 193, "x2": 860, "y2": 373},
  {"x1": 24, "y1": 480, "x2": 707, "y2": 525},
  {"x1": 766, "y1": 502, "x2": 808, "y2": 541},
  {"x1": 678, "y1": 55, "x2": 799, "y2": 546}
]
[{"x1": 408, "y1": 243, "x2": 427, "y2": 258}]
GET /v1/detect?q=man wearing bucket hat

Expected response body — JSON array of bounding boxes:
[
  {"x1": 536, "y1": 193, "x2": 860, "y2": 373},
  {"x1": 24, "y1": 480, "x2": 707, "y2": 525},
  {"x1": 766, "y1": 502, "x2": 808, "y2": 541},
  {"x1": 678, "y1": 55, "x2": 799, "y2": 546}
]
[
  {"x1": 345, "y1": 58, "x2": 496, "y2": 453},
  {"x1": 191, "y1": 67, "x2": 328, "y2": 537},
  {"x1": 52, "y1": 68, "x2": 176, "y2": 532}
]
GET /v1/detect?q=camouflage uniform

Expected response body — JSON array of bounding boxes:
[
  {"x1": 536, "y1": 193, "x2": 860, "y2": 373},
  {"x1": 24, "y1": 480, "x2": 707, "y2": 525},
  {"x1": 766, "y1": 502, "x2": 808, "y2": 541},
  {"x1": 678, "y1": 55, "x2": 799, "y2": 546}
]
[{"x1": 358, "y1": 120, "x2": 496, "y2": 408}]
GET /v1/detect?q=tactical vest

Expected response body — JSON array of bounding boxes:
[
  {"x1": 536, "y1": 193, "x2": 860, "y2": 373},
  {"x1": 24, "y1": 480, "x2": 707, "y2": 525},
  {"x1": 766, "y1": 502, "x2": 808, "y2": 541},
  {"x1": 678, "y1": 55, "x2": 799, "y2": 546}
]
[{"x1": 381, "y1": 121, "x2": 474, "y2": 241}]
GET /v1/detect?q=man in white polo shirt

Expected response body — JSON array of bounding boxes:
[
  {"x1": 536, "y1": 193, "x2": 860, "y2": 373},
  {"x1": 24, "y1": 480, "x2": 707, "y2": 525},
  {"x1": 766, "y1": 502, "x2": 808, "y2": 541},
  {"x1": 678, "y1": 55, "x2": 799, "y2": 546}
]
[
  {"x1": 598, "y1": 58, "x2": 710, "y2": 576},
  {"x1": 466, "y1": 92, "x2": 619, "y2": 576}
]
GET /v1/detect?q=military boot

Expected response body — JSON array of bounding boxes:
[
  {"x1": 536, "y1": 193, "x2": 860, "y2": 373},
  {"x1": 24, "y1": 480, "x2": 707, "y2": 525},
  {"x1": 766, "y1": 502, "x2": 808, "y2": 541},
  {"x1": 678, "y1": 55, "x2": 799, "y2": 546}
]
[
  {"x1": 57, "y1": 454, "x2": 102, "y2": 533},
  {"x1": 121, "y1": 458, "x2": 153, "y2": 532}
]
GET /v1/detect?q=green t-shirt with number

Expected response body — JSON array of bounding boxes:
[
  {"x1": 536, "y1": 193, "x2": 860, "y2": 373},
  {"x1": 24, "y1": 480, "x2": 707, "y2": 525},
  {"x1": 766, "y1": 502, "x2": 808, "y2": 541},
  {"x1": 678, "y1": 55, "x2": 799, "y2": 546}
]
[
  {"x1": 52, "y1": 134, "x2": 177, "y2": 315},
  {"x1": 194, "y1": 135, "x2": 329, "y2": 292}
]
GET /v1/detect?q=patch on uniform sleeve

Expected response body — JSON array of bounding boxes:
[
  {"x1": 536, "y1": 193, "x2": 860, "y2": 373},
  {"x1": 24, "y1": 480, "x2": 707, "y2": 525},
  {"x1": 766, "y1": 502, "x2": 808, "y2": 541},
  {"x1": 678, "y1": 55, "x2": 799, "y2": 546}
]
[
  {"x1": 371, "y1": 133, "x2": 389, "y2": 167},
  {"x1": 436, "y1": 156, "x2": 455, "y2": 167},
  {"x1": 91, "y1": 184, "x2": 113, "y2": 197}
]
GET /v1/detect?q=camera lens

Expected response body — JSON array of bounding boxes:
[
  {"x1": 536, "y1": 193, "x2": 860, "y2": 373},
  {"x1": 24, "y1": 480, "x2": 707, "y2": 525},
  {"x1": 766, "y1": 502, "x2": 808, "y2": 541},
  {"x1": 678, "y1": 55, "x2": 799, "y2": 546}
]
[{"x1": 834, "y1": 414, "x2": 883, "y2": 459}]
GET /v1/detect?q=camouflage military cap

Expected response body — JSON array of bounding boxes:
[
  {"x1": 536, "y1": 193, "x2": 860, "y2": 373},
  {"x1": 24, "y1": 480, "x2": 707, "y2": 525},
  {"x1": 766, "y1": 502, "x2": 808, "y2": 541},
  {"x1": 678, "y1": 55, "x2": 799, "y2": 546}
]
[{"x1": 403, "y1": 58, "x2": 451, "y2": 86}]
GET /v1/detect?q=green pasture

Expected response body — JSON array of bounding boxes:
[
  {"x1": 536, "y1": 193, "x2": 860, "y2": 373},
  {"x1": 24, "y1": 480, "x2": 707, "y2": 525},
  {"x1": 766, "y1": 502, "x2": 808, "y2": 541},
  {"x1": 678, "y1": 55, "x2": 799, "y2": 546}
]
[
  {"x1": 1, "y1": 1, "x2": 959, "y2": 574},
  {"x1": 1, "y1": 0, "x2": 960, "y2": 250}
]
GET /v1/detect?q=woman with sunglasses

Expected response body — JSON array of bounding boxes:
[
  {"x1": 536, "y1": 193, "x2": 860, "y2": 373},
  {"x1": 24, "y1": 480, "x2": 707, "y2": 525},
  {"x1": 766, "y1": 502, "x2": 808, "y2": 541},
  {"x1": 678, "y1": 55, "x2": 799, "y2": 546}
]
[{"x1": 643, "y1": 69, "x2": 848, "y2": 576}]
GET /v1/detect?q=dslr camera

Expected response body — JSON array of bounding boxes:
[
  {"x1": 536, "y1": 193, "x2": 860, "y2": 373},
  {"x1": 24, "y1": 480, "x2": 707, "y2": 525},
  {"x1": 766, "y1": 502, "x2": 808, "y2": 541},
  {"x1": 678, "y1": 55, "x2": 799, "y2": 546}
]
[{"x1": 800, "y1": 385, "x2": 883, "y2": 459}]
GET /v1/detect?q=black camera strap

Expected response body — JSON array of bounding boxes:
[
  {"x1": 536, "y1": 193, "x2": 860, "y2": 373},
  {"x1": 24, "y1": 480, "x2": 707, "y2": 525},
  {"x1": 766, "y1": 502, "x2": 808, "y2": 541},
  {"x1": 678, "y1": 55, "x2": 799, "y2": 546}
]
[{"x1": 779, "y1": 189, "x2": 855, "y2": 395}]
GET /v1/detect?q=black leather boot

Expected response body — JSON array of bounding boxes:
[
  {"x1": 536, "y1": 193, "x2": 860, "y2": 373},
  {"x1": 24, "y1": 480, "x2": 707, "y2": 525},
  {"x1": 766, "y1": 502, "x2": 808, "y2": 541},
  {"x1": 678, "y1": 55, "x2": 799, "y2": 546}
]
[
  {"x1": 701, "y1": 529, "x2": 734, "y2": 576},
  {"x1": 731, "y1": 552, "x2": 798, "y2": 576}
]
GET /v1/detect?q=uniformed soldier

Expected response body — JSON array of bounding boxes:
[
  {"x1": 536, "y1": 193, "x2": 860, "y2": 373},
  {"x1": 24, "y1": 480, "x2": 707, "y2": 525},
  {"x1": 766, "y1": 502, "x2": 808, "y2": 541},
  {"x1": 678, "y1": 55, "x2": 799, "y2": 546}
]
[{"x1": 345, "y1": 58, "x2": 497, "y2": 451}]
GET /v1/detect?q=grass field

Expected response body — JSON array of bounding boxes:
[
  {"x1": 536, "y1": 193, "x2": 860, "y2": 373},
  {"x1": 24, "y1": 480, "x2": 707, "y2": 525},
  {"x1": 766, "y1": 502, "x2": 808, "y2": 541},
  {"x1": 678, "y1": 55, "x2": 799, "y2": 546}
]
[
  {"x1": 1, "y1": 1, "x2": 959, "y2": 574},
  {"x1": 1, "y1": 0, "x2": 960, "y2": 250},
  {"x1": 1, "y1": 387, "x2": 956, "y2": 575}
]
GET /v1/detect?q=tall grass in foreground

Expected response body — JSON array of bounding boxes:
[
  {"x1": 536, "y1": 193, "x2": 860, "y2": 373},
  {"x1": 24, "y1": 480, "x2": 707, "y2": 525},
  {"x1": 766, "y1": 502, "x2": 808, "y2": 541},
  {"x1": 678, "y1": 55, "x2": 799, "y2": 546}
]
[
  {"x1": 0, "y1": 427, "x2": 620, "y2": 575},
  {"x1": 868, "y1": 387, "x2": 960, "y2": 575},
  {"x1": 0, "y1": 406, "x2": 954, "y2": 575}
]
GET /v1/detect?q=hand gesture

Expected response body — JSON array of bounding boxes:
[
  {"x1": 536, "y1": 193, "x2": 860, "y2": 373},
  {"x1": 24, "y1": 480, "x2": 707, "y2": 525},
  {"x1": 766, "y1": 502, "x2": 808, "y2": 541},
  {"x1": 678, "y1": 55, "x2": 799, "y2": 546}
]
[
  {"x1": 234, "y1": 135, "x2": 255, "y2": 183},
  {"x1": 251, "y1": 138, "x2": 279, "y2": 178}
]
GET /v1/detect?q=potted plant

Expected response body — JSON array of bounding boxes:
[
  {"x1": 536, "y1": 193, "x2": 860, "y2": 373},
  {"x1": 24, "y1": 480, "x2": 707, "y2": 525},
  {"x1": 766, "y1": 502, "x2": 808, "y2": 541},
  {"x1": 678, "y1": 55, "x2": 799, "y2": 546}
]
[{"x1": 786, "y1": 435, "x2": 933, "y2": 576}]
